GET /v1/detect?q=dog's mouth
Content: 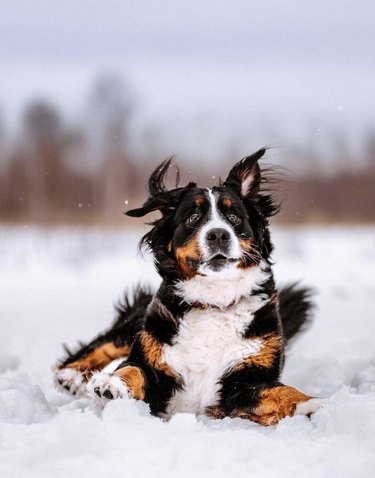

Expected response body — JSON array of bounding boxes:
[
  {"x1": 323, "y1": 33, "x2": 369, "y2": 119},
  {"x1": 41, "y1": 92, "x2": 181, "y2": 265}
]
[{"x1": 204, "y1": 253, "x2": 239, "y2": 272}]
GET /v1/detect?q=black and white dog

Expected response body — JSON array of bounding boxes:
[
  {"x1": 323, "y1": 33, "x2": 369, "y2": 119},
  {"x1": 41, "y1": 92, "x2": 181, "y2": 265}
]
[{"x1": 55, "y1": 149, "x2": 325, "y2": 425}]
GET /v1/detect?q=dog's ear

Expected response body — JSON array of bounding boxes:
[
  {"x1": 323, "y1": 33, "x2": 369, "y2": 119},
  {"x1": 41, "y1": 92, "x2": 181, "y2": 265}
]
[
  {"x1": 223, "y1": 148, "x2": 266, "y2": 197},
  {"x1": 126, "y1": 158, "x2": 179, "y2": 218},
  {"x1": 125, "y1": 194, "x2": 177, "y2": 217}
]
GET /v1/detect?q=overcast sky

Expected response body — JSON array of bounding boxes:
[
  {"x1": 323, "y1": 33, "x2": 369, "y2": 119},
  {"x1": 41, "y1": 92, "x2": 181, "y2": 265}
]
[{"x1": 1, "y1": 0, "x2": 375, "y2": 164}]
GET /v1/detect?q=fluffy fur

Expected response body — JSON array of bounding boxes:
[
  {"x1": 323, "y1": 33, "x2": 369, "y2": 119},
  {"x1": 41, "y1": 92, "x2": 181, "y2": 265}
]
[{"x1": 54, "y1": 148, "x2": 325, "y2": 425}]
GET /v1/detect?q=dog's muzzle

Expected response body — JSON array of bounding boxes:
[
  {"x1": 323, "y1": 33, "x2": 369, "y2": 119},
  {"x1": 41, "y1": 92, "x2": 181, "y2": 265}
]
[
  {"x1": 205, "y1": 228, "x2": 231, "y2": 254},
  {"x1": 203, "y1": 228, "x2": 236, "y2": 271}
]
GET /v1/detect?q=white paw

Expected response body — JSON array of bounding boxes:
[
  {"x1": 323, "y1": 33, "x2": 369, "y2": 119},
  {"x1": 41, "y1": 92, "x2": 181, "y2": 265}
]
[
  {"x1": 54, "y1": 368, "x2": 87, "y2": 397},
  {"x1": 87, "y1": 372, "x2": 128, "y2": 401},
  {"x1": 295, "y1": 397, "x2": 329, "y2": 416}
]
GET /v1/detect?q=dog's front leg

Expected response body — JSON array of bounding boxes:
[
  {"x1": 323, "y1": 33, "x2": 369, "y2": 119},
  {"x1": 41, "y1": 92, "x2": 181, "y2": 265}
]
[
  {"x1": 233, "y1": 384, "x2": 325, "y2": 426},
  {"x1": 207, "y1": 383, "x2": 326, "y2": 426},
  {"x1": 87, "y1": 297, "x2": 182, "y2": 414},
  {"x1": 87, "y1": 362, "x2": 146, "y2": 401},
  {"x1": 206, "y1": 298, "x2": 326, "y2": 425},
  {"x1": 54, "y1": 341, "x2": 131, "y2": 397}
]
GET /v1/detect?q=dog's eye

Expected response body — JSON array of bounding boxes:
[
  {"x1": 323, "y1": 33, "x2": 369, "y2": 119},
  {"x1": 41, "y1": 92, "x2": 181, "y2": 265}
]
[
  {"x1": 186, "y1": 213, "x2": 200, "y2": 225},
  {"x1": 228, "y1": 213, "x2": 240, "y2": 225}
]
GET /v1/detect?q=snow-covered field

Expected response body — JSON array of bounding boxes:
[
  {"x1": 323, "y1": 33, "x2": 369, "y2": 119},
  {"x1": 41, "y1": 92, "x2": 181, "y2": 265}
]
[{"x1": 0, "y1": 225, "x2": 374, "y2": 478}]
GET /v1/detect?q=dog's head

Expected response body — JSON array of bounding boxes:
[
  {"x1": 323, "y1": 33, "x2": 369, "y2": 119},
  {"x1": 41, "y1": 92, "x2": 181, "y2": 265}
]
[{"x1": 126, "y1": 148, "x2": 278, "y2": 283}]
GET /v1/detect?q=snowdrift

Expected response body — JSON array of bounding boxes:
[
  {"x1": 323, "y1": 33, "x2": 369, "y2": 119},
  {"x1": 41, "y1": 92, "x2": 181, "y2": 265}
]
[{"x1": 1, "y1": 226, "x2": 374, "y2": 477}]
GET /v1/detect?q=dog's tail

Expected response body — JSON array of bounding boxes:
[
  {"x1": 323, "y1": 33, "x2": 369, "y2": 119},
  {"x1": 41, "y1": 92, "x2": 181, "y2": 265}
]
[
  {"x1": 58, "y1": 285, "x2": 153, "y2": 367},
  {"x1": 278, "y1": 284, "x2": 314, "y2": 345}
]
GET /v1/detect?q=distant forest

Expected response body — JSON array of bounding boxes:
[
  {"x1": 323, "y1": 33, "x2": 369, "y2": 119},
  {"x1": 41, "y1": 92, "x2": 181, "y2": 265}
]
[{"x1": 1, "y1": 75, "x2": 374, "y2": 225}]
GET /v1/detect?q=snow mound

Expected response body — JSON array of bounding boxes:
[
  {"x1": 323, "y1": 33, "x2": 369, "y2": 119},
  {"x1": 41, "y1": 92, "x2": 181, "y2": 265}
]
[
  {"x1": 0, "y1": 353, "x2": 19, "y2": 373},
  {"x1": 0, "y1": 226, "x2": 374, "y2": 477},
  {"x1": 0, "y1": 377, "x2": 55, "y2": 424}
]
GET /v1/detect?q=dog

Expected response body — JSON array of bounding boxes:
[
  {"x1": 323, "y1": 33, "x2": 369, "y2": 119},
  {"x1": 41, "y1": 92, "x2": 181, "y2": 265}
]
[{"x1": 54, "y1": 148, "x2": 325, "y2": 425}]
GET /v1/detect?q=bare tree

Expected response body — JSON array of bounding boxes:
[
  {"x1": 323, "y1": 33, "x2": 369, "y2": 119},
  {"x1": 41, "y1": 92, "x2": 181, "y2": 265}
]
[
  {"x1": 87, "y1": 74, "x2": 136, "y2": 221},
  {"x1": 21, "y1": 100, "x2": 66, "y2": 221}
]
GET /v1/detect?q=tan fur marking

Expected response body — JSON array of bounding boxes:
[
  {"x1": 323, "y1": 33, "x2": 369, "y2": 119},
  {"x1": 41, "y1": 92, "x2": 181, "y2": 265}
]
[
  {"x1": 64, "y1": 343, "x2": 130, "y2": 378},
  {"x1": 222, "y1": 197, "x2": 232, "y2": 208},
  {"x1": 252, "y1": 386, "x2": 313, "y2": 426},
  {"x1": 140, "y1": 331, "x2": 176, "y2": 377},
  {"x1": 114, "y1": 366, "x2": 146, "y2": 400},
  {"x1": 238, "y1": 238, "x2": 259, "y2": 269},
  {"x1": 239, "y1": 238, "x2": 251, "y2": 252},
  {"x1": 194, "y1": 196, "x2": 205, "y2": 206},
  {"x1": 229, "y1": 386, "x2": 313, "y2": 426},
  {"x1": 174, "y1": 233, "x2": 201, "y2": 279},
  {"x1": 247, "y1": 334, "x2": 282, "y2": 368},
  {"x1": 206, "y1": 386, "x2": 313, "y2": 426},
  {"x1": 233, "y1": 334, "x2": 282, "y2": 371}
]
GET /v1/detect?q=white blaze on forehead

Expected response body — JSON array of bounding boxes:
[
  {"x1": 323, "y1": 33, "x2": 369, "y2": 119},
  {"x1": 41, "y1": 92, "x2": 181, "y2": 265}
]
[{"x1": 198, "y1": 188, "x2": 240, "y2": 259}]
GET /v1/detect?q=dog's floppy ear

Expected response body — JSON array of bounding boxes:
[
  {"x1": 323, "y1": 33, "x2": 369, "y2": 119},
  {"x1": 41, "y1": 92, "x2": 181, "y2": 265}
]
[
  {"x1": 223, "y1": 148, "x2": 266, "y2": 197},
  {"x1": 126, "y1": 158, "x2": 179, "y2": 218}
]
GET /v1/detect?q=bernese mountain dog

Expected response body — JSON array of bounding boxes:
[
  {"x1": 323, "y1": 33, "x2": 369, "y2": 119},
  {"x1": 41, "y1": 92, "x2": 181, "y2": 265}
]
[{"x1": 54, "y1": 148, "x2": 325, "y2": 426}]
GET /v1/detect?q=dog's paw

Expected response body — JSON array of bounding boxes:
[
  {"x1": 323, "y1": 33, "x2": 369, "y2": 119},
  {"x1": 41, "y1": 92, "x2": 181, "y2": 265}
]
[
  {"x1": 54, "y1": 367, "x2": 87, "y2": 397},
  {"x1": 295, "y1": 397, "x2": 329, "y2": 416},
  {"x1": 87, "y1": 372, "x2": 128, "y2": 401}
]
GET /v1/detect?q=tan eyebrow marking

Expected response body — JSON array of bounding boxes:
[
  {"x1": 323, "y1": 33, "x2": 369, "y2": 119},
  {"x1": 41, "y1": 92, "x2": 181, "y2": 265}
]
[
  {"x1": 222, "y1": 198, "x2": 232, "y2": 208},
  {"x1": 194, "y1": 196, "x2": 205, "y2": 206}
]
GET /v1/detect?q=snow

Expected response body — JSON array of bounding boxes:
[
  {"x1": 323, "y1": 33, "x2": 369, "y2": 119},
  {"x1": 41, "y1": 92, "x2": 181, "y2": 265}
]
[{"x1": 0, "y1": 225, "x2": 374, "y2": 477}]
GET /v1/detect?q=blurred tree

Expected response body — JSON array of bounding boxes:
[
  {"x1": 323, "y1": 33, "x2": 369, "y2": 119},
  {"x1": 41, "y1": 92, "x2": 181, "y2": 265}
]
[
  {"x1": 364, "y1": 130, "x2": 375, "y2": 173},
  {"x1": 86, "y1": 74, "x2": 137, "y2": 221},
  {"x1": 1, "y1": 74, "x2": 374, "y2": 225},
  {"x1": 333, "y1": 131, "x2": 353, "y2": 174},
  {"x1": 0, "y1": 112, "x2": 4, "y2": 206},
  {"x1": 15, "y1": 101, "x2": 94, "y2": 223},
  {"x1": 22, "y1": 100, "x2": 65, "y2": 221}
]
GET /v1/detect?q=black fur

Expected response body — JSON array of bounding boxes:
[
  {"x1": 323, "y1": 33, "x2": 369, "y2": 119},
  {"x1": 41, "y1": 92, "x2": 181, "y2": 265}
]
[
  {"x1": 59, "y1": 287, "x2": 152, "y2": 367},
  {"x1": 59, "y1": 282, "x2": 312, "y2": 369},
  {"x1": 279, "y1": 284, "x2": 313, "y2": 343},
  {"x1": 56, "y1": 149, "x2": 316, "y2": 423}
]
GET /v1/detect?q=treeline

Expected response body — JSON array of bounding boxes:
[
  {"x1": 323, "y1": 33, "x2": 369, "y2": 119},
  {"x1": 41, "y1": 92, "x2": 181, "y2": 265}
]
[
  {"x1": 0, "y1": 76, "x2": 144, "y2": 225},
  {"x1": 279, "y1": 167, "x2": 375, "y2": 224},
  {"x1": 0, "y1": 75, "x2": 374, "y2": 225}
]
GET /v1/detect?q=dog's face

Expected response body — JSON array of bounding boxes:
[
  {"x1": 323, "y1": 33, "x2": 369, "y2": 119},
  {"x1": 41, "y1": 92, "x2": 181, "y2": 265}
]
[
  {"x1": 127, "y1": 148, "x2": 278, "y2": 281},
  {"x1": 170, "y1": 185, "x2": 255, "y2": 277}
]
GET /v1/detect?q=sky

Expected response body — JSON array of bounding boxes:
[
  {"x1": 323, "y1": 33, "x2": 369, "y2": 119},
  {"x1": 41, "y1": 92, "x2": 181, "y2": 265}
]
[{"x1": 1, "y1": 0, "x2": 375, "y2": 164}]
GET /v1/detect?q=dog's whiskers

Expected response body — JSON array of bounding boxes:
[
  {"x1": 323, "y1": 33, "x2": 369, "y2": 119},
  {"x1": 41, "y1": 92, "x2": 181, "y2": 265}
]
[{"x1": 241, "y1": 249, "x2": 261, "y2": 264}]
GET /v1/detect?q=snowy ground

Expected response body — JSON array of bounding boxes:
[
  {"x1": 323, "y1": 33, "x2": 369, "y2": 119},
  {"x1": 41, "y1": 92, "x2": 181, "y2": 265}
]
[{"x1": 0, "y1": 225, "x2": 374, "y2": 478}]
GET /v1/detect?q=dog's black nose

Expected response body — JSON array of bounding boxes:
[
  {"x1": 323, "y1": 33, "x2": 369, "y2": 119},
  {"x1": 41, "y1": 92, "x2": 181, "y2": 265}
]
[{"x1": 206, "y1": 228, "x2": 231, "y2": 248}]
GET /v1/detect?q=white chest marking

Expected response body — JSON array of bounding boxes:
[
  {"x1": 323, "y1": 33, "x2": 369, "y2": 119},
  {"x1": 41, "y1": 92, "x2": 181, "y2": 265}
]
[
  {"x1": 175, "y1": 262, "x2": 270, "y2": 309},
  {"x1": 163, "y1": 298, "x2": 263, "y2": 415}
]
